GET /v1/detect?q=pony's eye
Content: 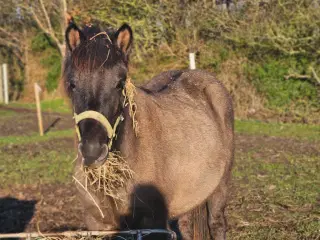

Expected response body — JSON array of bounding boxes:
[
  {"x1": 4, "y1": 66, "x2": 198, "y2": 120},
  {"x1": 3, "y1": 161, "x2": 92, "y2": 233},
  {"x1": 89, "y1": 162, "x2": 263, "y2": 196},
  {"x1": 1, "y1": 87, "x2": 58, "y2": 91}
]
[
  {"x1": 116, "y1": 79, "x2": 125, "y2": 89},
  {"x1": 69, "y1": 81, "x2": 76, "y2": 91}
]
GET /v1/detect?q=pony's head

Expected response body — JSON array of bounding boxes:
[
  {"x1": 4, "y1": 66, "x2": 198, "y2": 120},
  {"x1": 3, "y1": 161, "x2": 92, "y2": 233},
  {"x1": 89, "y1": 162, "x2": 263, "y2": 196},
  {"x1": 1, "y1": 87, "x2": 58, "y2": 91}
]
[{"x1": 63, "y1": 20, "x2": 133, "y2": 168}]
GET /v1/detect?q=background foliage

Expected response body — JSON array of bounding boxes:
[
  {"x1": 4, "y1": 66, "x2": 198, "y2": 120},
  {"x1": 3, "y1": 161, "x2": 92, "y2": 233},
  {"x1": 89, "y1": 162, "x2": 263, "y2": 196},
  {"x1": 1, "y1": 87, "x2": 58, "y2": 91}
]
[{"x1": 0, "y1": 0, "x2": 319, "y2": 122}]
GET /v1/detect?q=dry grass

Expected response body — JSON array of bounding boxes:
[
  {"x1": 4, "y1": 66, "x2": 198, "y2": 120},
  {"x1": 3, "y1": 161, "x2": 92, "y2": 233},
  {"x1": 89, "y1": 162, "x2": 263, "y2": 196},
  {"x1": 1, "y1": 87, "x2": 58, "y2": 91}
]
[
  {"x1": 75, "y1": 152, "x2": 133, "y2": 207},
  {"x1": 123, "y1": 77, "x2": 139, "y2": 135},
  {"x1": 217, "y1": 58, "x2": 270, "y2": 119}
]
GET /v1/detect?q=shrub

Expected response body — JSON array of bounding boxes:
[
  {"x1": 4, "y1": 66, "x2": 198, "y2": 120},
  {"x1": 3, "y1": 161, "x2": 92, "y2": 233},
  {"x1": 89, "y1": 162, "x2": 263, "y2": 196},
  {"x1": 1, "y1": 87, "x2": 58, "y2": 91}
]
[
  {"x1": 247, "y1": 57, "x2": 318, "y2": 110},
  {"x1": 31, "y1": 33, "x2": 61, "y2": 93}
]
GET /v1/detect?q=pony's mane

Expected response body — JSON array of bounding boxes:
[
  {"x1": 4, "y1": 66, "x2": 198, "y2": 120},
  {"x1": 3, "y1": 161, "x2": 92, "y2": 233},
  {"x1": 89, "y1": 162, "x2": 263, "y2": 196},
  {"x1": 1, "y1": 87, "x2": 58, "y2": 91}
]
[{"x1": 71, "y1": 25, "x2": 125, "y2": 72}]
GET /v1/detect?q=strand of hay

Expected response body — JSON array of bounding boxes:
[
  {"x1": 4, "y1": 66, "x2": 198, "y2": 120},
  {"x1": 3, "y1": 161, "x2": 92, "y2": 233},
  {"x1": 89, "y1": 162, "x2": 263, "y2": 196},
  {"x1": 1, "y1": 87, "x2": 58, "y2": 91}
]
[
  {"x1": 123, "y1": 77, "x2": 139, "y2": 135},
  {"x1": 89, "y1": 31, "x2": 112, "y2": 43},
  {"x1": 72, "y1": 176, "x2": 105, "y2": 218}
]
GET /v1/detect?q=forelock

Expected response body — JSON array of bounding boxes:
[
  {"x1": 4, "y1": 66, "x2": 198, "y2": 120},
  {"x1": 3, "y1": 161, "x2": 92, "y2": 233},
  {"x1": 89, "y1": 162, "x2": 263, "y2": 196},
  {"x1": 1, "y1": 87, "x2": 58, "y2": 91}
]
[{"x1": 69, "y1": 25, "x2": 125, "y2": 73}]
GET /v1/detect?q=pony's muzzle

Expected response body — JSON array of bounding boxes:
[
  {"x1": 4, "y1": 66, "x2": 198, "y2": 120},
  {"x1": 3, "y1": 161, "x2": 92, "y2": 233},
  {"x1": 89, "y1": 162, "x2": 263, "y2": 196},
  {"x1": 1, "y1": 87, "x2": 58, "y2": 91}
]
[{"x1": 78, "y1": 143, "x2": 108, "y2": 168}]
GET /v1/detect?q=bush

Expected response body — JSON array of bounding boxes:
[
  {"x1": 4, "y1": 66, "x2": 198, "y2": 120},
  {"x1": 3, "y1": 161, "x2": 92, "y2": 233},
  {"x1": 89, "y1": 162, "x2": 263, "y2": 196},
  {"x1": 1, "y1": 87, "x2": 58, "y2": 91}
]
[
  {"x1": 31, "y1": 33, "x2": 52, "y2": 52},
  {"x1": 31, "y1": 33, "x2": 61, "y2": 93},
  {"x1": 41, "y1": 52, "x2": 61, "y2": 92},
  {"x1": 247, "y1": 57, "x2": 318, "y2": 109}
]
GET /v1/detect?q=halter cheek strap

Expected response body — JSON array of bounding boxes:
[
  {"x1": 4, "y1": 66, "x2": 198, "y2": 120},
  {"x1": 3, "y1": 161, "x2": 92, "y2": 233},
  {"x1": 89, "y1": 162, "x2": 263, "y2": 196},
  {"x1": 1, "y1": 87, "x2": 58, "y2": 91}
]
[{"x1": 73, "y1": 110, "x2": 124, "y2": 150}]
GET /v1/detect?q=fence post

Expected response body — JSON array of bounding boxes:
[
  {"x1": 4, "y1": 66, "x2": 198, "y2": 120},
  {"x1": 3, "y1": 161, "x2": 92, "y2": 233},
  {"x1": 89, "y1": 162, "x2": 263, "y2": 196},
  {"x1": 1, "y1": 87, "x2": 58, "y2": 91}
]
[
  {"x1": 2, "y1": 64, "x2": 9, "y2": 104},
  {"x1": 0, "y1": 66, "x2": 3, "y2": 103},
  {"x1": 34, "y1": 83, "x2": 44, "y2": 136},
  {"x1": 222, "y1": 3, "x2": 227, "y2": 11},
  {"x1": 189, "y1": 52, "x2": 196, "y2": 70}
]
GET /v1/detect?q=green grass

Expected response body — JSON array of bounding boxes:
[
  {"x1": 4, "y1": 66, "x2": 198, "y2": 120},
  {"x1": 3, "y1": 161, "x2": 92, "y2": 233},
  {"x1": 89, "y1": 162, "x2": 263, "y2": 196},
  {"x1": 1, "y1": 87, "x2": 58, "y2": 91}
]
[
  {"x1": 4, "y1": 98, "x2": 71, "y2": 114},
  {"x1": 235, "y1": 119, "x2": 320, "y2": 141},
  {"x1": 228, "y1": 151, "x2": 320, "y2": 240},
  {"x1": 0, "y1": 150, "x2": 74, "y2": 185},
  {"x1": 0, "y1": 109, "x2": 17, "y2": 118},
  {"x1": 0, "y1": 129, "x2": 74, "y2": 146}
]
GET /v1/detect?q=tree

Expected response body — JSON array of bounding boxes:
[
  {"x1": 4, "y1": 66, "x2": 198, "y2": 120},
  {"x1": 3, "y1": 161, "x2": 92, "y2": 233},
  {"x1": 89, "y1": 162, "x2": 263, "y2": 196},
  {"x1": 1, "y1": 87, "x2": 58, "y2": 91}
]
[{"x1": 20, "y1": 0, "x2": 68, "y2": 57}]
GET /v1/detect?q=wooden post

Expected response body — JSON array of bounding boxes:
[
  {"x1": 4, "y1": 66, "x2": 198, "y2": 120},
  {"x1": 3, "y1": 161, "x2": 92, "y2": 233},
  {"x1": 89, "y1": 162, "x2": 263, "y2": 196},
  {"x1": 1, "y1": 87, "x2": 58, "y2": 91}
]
[
  {"x1": 189, "y1": 52, "x2": 196, "y2": 70},
  {"x1": 34, "y1": 83, "x2": 43, "y2": 136},
  {"x1": 2, "y1": 64, "x2": 9, "y2": 104},
  {"x1": 0, "y1": 66, "x2": 3, "y2": 103}
]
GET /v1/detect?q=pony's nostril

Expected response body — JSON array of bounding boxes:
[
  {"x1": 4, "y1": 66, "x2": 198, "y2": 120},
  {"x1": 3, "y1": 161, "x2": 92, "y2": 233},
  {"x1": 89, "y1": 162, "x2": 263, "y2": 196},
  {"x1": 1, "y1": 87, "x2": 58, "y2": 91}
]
[
  {"x1": 79, "y1": 142, "x2": 108, "y2": 168},
  {"x1": 81, "y1": 141, "x2": 102, "y2": 157}
]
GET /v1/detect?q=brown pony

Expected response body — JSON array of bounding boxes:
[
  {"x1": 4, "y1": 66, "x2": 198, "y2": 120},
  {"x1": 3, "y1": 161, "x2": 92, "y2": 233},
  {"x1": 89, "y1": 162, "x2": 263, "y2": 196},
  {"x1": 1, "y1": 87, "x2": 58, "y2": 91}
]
[{"x1": 63, "y1": 20, "x2": 234, "y2": 240}]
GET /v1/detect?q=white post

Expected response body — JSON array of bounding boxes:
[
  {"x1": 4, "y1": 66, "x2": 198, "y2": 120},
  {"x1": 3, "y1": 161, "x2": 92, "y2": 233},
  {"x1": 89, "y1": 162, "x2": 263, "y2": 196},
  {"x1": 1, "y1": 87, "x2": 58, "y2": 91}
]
[
  {"x1": 222, "y1": 3, "x2": 227, "y2": 11},
  {"x1": 189, "y1": 52, "x2": 196, "y2": 70},
  {"x1": 2, "y1": 64, "x2": 9, "y2": 104}
]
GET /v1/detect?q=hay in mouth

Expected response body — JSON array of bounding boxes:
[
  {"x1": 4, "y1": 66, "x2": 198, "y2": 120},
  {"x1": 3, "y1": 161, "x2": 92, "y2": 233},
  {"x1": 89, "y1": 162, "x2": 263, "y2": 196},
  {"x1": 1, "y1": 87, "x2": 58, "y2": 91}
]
[{"x1": 75, "y1": 152, "x2": 134, "y2": 207}]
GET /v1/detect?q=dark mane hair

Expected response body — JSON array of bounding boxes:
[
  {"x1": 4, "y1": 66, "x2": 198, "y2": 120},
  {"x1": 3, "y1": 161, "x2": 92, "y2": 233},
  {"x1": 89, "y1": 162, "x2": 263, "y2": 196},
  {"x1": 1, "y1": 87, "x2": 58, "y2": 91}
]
[{"x1": 70, "y1": 25, "x2": 126, "y2": 72}]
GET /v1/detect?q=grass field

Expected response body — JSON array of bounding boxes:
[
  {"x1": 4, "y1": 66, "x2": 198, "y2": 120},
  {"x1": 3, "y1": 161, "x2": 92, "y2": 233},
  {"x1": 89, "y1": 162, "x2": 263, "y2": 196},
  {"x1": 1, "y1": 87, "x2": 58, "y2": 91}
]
[{"x1": 0, "y1": 104, "x2": 319, "y2": 239}]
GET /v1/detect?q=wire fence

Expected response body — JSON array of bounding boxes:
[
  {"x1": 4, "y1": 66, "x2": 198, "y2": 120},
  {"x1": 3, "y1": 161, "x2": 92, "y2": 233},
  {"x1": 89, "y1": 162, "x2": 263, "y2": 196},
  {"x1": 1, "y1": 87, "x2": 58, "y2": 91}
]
[{"x1": 0, "y1": 229, "x2": 177, "y2": 240}]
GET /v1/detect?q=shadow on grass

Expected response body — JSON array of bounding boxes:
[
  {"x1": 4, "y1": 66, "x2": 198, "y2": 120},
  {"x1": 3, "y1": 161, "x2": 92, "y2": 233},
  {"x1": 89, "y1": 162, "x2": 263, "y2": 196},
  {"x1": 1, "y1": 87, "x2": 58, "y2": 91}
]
[
  {"x1": 44, "y1": 117, "x2": 61, "y2": 134},
  {"x1": 0, "y1": 197, "x2": 37, "y2": 233}
]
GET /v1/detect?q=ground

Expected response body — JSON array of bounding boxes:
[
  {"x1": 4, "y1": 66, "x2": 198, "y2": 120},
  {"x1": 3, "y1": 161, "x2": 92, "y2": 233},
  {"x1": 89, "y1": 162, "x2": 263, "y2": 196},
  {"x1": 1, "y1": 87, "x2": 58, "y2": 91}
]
[{"x1": 0, "y1": 104, "x2": 319, "y2": 239}]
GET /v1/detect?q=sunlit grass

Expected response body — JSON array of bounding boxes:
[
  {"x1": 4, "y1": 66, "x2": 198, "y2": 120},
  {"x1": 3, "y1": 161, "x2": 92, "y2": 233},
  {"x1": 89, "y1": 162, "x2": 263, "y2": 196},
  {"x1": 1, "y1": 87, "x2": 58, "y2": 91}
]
[
  {"x1": 0, "y1": 109, "x2": 17, "y2": 118},
  {"x1": 0, "y1": 150, "x2": 74, "y2": 185},
  {"x1": 0, "y1": 129, "x2": 74, "y2": 146},
  {"x1": 235, "y1": 119, "x2": 320, "y2": 141},
  {"x1": 228, "y1": 150, "x2": 320, "y2": 240},
  {"x1": 2, "y1": 98, "x2": 71, "y2": 114}
]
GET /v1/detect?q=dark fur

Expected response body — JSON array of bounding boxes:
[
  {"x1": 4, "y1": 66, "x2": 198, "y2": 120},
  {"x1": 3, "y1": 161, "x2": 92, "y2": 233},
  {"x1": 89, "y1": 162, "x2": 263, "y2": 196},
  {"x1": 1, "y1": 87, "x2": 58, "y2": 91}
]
[{"x1": 63, "y1": 22, "x2": 234, "y2": 240}]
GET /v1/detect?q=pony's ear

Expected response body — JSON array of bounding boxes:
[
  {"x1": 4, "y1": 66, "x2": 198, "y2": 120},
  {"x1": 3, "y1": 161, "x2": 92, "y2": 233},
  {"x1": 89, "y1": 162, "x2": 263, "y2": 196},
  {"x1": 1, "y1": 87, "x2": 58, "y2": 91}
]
[
  {"x1": 65, "y1": 12, "x2": 74, "y2": 25},
  {"x1": 114, "y1": 24, "x2": 133, "y2": 55},
  {"x1": 65, "y1": 22, "x2": 85, "y2": 52}
]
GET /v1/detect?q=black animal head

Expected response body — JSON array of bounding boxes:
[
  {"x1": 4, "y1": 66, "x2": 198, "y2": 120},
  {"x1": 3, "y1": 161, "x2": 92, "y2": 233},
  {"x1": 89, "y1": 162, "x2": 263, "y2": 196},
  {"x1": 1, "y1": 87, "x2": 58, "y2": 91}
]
[{"x1": 63, "y1": 20, "x2": 133, "y2": 168}]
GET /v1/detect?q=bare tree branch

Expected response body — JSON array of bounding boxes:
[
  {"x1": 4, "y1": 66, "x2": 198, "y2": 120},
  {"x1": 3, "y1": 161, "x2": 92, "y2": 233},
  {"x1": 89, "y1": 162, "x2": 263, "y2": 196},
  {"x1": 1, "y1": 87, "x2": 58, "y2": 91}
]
[
  {"x1": 0, "y1": 38, "x2": 21, "y2": 50},
  {"x1": 39, "y1": 0, "x2": 54, "y2": 35},
  {"x1": 0, "y1": 27, "x2": 23, "y2": 46},
  {"x1": 27, "y1": 2, "x2": 64, "y2": 56}
]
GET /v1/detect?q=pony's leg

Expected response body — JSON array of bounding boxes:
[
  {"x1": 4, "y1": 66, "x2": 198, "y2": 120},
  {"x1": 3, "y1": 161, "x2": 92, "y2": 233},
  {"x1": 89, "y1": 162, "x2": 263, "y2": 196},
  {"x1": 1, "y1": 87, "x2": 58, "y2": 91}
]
[
  {"x1": 207, "y1": 182, "x2": 228, "y2": 240},
  {"x1": 178, "y1": 212, "x2": 193, "y2": 240}
]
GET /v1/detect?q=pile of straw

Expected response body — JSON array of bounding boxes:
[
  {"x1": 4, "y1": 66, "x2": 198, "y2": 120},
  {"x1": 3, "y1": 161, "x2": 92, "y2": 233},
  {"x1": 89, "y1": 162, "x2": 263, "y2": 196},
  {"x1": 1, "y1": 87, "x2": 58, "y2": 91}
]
[{"x1": 77, "y1": 152, "x2": 134, "y2": 205}]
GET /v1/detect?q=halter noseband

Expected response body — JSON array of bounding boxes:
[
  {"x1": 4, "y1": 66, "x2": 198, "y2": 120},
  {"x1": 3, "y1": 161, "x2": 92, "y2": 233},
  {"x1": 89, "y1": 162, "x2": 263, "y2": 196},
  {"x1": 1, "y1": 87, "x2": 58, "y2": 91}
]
[{"x1": 74, "y1": 111, "x2": 124, "y2": 150}]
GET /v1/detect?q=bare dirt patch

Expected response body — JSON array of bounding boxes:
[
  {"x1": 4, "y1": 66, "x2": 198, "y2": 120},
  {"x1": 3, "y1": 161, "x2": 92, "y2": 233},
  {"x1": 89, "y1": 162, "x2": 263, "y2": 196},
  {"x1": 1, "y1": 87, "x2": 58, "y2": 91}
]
[
  {"x1": 0, "y1": 184, "x2": 86, "y2": 233},
  {"x1": 236, "y1": 134, "x2": 320, "y2": 159}
]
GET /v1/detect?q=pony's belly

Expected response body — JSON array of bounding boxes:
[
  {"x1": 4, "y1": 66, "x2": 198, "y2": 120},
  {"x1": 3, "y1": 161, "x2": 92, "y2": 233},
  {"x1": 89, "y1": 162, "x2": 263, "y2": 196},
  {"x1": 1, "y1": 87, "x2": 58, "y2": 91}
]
[{"x1": 167, "y1": 168, "x2": 223, "y2": 217}]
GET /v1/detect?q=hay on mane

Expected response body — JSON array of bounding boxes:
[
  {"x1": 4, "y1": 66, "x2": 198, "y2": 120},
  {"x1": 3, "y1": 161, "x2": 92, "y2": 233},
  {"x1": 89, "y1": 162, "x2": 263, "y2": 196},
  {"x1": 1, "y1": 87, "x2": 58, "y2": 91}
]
[{"x1": 123, "y1": 77, "x2": 139, "y2": 135}]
